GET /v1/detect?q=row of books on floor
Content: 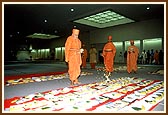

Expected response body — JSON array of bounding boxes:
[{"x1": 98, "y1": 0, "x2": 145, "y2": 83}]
[{"x1": 4, "y1": 77, "x2": 164, "y2": 112}]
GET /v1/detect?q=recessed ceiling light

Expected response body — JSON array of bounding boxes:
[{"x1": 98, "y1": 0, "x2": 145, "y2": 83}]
[
  {"x1": 71, "y1": 8, "x2": 74, "y2": 12},
  {"x1": 44, "y1": 19, "x2": 47, "y2": 23},
  {"x1": 147, "y1": 7, "x2": 150, "y2": 10},
  {"x1": 74, "y1": 10, "x2": 135, "y2": 28},
  {"x1": 27, "y1": 33, "x2": 59, "y2": 39},
  {"x1": 54, "y1": 30, "x2": 58, "y2": 33}
]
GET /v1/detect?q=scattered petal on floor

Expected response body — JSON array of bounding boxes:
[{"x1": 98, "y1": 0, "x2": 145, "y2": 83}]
[{"x1": 5, "y1": 72, "x2": 93, "y2": 86}]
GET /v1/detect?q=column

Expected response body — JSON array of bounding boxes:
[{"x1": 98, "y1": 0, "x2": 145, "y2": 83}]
[{"x1": 140, "y1": 40, "x2": 143, "y2": 53}]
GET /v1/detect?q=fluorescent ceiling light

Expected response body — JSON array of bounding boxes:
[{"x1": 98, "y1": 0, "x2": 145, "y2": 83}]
[
  {"x1": 27, "y1": 33, "x2": 59, "y2": 39},
  {"x1": 74, "y1": 10, "x2": 135, "y2": 28}
]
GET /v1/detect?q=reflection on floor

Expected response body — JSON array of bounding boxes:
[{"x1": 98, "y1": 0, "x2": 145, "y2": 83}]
[{"x1": 3, "y1": 62, "x2": 165, "y2": 112}]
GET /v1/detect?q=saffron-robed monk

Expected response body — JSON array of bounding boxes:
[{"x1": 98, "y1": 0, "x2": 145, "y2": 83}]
[{"x1": 65, "y1": 29, "x2": 83, "y2": 86}]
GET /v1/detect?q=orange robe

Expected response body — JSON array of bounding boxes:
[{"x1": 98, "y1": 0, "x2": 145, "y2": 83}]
[
  {"x1": 89, "y1": 48, "x2": 97, "y2": 69},
  {"x1": 82, "y1": 48, "x2": 88, "y2": 68},
  {"x1": 154, "y1": 52, "x2": 159, "y2": 64},
  {"x1": 127, "y1": 45, "x2": 139, "y2": 73},
  {"x1": 102, "y1": 42, "x2": 116, "y2": 72},
  {"x1": 65, "y1": 36, "x2": 82, "y2": 83}
]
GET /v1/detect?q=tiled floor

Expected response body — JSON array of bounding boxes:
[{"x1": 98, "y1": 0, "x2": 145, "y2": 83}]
[{"x1": 3, "y1": 61, "x2": 165, "y2": 112}]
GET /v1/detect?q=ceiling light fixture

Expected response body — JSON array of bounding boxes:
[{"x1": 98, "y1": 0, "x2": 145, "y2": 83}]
[
  {"x1": 74, "y1": 10, "x2": 135, "y2": 28},
  {"x1": 146, "y1": 7, "x2": 150, "y2": 10},
  {"x1": 44, "y1": 19, "x2": 47, "y2": 23},
  {"x1": 27, "y1": 33, "x2": 59, "y2": 39},
  {"x1": 54, "y1": 30, "x2": 58, "y2": 33},
  {"x1": 70, "y1": 8, "x2": 74, "y2": 12}
]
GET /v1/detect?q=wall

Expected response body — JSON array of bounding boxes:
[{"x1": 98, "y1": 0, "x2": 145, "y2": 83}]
[
  {"x1": 89, "y1": 19, "x2": 164, "y2": 43},
  {"x1": 49, "y1": 37, "x2": 67, "y2": 48},
  {"x1": 89, "y1": 18, "x2": 164, "y2": 63},
  {"x1": 48, "y1": 18, "x2": 164, "y2": 49}
]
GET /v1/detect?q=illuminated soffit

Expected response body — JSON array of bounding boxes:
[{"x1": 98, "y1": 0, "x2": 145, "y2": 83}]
[
  {"x1": 27, "y1": 33, "x2": 59, "y2": 39},
  {"x1": 74, "y1": 10, "x2": 135, "y2": 28},
  {"x1": 143, "y1": 38, "x2": 162, "y2": 42},
  {"x1": 125, "y1": 40, "x2": 140, "y2": 44}
]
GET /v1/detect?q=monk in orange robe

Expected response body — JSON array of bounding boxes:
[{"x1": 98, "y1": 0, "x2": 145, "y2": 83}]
[
  {"x1": 89, "y1": 45, "x2": 97, "y2": 69},
  {"x1": 65, "y1": 29, "x2": 82, "y2": 86},
  {"x1": 127, "y1": 40, "x2": 139, "y2": 73},
  {"x1": 102, "y1": 35, "x2": 116, "y2": 81},
  {"x1": 154, "y1": 50, "x2": 159, "y2": 64},
  {"x1": 81, "y1": 44, "x2": 88, "y2": 68}
]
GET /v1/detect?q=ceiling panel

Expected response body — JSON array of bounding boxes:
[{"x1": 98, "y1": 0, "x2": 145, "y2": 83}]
[{"x1": 4, "y1": 3, "x2": 164, "y2": 39}]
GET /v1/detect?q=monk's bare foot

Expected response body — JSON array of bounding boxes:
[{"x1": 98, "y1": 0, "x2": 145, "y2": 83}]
[
  {"x1": 70, "y1": 81, "x2": 75, "y2": 86},
  {"x1": 128, "y1": 71, "x2": 132, "y2": 74},
  {"x1": 70, "y1": 83, "x2": 74, "y2": 86}
]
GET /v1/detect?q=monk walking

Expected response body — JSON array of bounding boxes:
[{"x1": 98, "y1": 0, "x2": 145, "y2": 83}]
[
  {"x1": 102, "y1": 35, "x2": 116, "y2": 82},
  {"x1": 81, "y1": 44, "x2": 88, "y2": 68},
  {"x1": 65, "y1": 29, "x2": 83, "y2": 86},
  {"x1": 154, "y1": 50, "x2": 159, "y2": 64},
  {"x1": 127, "y1": 40, "x2": 139, "y2": 74},
  {"x1": 89, "y1": 45, "x2": 97, "y2": 69}
]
